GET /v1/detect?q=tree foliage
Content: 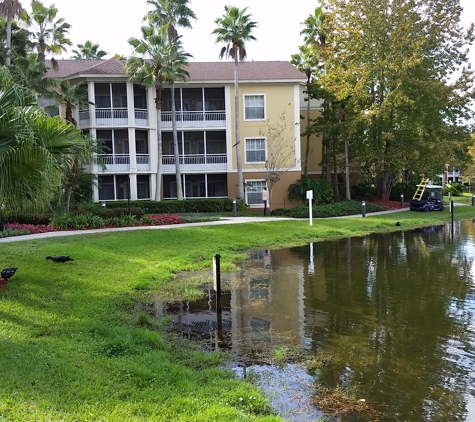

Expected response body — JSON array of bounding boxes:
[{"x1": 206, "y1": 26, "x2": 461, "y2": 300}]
[{"x1": 314, "y1": 0, "x2": 475, "y2": 200}]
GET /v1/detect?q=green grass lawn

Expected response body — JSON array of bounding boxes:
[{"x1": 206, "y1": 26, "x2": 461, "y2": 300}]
[{"x1": 2, "y1": 207, "x2": 475, "y2": 421}]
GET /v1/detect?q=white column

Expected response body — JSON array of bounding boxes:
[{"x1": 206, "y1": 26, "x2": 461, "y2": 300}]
[
  {"x1": 129, "y1": 173, "x2": 137, "y2": 200},
  {"x1": 88, "y1": 82, "x2": 96, "y2": 127},
  {"x1": 127, "y1": 82, "x2": 135, "y2": 127},
  {"x1": 128, "y1": 128, "x2": 137, "y2": 172}
]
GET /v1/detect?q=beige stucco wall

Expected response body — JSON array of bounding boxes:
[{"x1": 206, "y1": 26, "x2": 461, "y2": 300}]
[
  {"x1": 300, "y1": 109, "x2": 323, "y2": 177},
  {"x1": 228, "y1": 170, "x2": 301, "y2": 210}
]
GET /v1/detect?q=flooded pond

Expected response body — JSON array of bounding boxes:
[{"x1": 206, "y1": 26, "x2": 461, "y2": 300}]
[{"x1": 152, "y1": 219, "x2": 475, "y2": 421}]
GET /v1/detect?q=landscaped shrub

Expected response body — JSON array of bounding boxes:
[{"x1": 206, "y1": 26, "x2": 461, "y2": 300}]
[
  {"x1": 95, "y1": 207, "x2": 144, "y2": 219},
  {"x1": 288, "y1": 177, "x2": 334, "y2": 205},
  {"x1": 141, "y1": 214, "x2": 187, "y2": 225},
  {"x1": 444, "y1": 182, "x2": 464, "y2": 196},
  {"x1": 270, "y1": 200, "x2": 387, "y2": 218},
  {"x1": 100, "y1": 198, "x2": 236, "y2": 214},
  {"x1": 0, "y1": 214, "x2": 51, "y2": 225}
]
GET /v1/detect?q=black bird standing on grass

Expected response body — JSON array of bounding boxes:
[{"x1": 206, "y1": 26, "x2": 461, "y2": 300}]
[
  {"x1": 46, "y1": 256, "x2": 74, "y2": 263},
  {"x1": 1, "y1": 267, "x2": 18, "y2": 282},
  {"x1": 396, "y1": 221, "x2": 401, "y2": 226}
]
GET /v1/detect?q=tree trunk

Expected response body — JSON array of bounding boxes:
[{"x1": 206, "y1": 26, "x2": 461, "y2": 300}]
[
  {"x1": 6, "y1": 17, "x2": 12, "y2": 66},
  {"x1": 171, "y1": 84, "x2": 183, "y2": 200},
  {"x1": 155, "y1": 87, "x2": 162, "y2": 201},
  {"x1": 303, "y1": 80, "x2": 311, "y2": 177},
  {"x1": 345, "y1": 139, "x2": 350, "y2": 200},
  {"x1": 234, "y1": 52, "x2": 244, "y2": 199},
  {"x1": 332, "y1": 136, "x2": 339, "y2": 202}
]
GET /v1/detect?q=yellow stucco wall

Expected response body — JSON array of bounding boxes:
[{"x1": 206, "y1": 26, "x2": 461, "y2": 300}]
[{"x1": 300, "y1": 109, "x2": 323, "y2": 177}]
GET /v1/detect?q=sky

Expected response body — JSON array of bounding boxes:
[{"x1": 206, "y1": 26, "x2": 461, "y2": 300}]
[{"x1": 25, "y1": 0, "x2": 475, "y2": 68}]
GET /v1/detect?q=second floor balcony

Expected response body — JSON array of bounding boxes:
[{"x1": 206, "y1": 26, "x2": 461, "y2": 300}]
[
  {"x1": 161, "y1": 111, "x2": 226, "y2": 129},
  {"x1": 162, "y1": 154, "x2": 227, "y2": 173},
  {"x1": 79, "y1": 108, "x2": 149, "y2": 128}
]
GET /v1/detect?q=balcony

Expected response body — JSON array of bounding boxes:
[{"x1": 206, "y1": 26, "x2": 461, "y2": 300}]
[
  {"x1": 137, "y1": 154, "x2": 150, "y2": 171},
  {"x1": 78, "y1": 109, "x2": 149, "y2": 128},
  {"x1": 162, "y1": 154, "x2": 227, "y2": 173},
  {"x1": 161, "y1": 111, "x2": 226, "y2": 129},
  {"x1": 97, "y1": 154, "x2": 130, "y2": 172}
]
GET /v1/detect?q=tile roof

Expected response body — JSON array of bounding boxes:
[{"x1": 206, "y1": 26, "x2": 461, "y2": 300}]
[{"x1": 46, "y1": 58, "x2": 305, "y2": 82}]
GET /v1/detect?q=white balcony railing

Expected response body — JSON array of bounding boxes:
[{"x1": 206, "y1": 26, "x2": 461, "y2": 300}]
[
  {"x1": 96, "y1": 108, "x2": 128, "y2": 126},
  {"x1": 161, "y1": 110, "x2": 226, "y2": 128},
  {"x1": 162, "y1": 154, "x2": 227, "y2": 172},
  {"x1": 97, "y1": 154, "x2": 130, "y2": 172},
  {"x1": 137, "y1": 154, "x2": 150, "y2": 171},
  {"x1": 79, "y1": 109, "x2": 90, "y2": 127},
  {"x1": 135, "y1": 109, "x2": 148, "y2": 126}
]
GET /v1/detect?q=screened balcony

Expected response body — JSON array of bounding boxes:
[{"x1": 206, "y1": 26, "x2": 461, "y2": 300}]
[
  {"x1": 161, "y1": 130, "x2": 227, "y2": 173},
  {"x1": 161, "y1": 87, "x2": 226, "y2": 129}
]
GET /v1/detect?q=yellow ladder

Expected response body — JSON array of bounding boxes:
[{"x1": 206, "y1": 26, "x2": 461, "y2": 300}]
[{"x1": 412, "y1": 178, "x2": 430, "y2": 200}]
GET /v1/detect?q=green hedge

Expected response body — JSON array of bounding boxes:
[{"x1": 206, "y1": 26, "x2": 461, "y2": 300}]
[
  {"x1": 270, "y1": 200, "x2": 388, "y2": 218},
  {"x1": 97, "y1": 198, "x2": 245, "y2": 214}
]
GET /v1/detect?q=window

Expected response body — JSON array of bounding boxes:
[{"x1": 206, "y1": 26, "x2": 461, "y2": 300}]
[
  {"x1": 136, "y1": 139, "x2": 148, "y2": 154},
  {"x1": 95, "y1": 95, "x2": 111, "y2": 108},
  {"x1": 244, "y1": 95, "x2": 265, "y2": 120},
  {"x1": 245, "y1": 138, "x2": 266, "y2": 163},
  {"x1": 246, "y1": 180, "x2": 267, "y2": 206}
]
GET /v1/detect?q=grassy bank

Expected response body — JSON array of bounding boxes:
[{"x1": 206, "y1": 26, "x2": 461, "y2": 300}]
[{"x1": 2, "y1": 207, "x2": 475, "y2": 421}]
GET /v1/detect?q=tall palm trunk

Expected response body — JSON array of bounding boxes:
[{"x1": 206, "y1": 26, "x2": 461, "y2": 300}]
[
  {"x1": 234, "y1": 52, "x2": 244, "y2": 199},
  {"x1": 171, "y1": 84, "x2": 183, "y2": 200},
  {"x1": 303, "y1": 78, "x2": 311, "y2": 177},
  {"x1": 344, "y1": 139, "x2": 350, "y2": 200},
  {"x1": 155, "y1": 86, "x2": 163, "y2": 201},
  {"x1": 6, "y1": 17, "x2": 12, "y2": 66}
]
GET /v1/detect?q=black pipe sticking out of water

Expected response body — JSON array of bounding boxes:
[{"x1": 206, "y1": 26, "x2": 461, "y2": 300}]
[{"x1": 214, "y1": 254, "x2": 222, "y2": 330}]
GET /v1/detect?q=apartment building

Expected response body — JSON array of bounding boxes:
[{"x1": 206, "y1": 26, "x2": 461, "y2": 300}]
[{"x1": 47, "y1": 58, "x2": 309, "y2": 209}]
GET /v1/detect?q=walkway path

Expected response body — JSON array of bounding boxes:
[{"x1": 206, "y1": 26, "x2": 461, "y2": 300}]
[{"x1": 0, "y1": 208, "x2": 411, "y2": 244}]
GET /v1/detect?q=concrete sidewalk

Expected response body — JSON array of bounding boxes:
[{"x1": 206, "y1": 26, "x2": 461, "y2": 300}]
[{"x1": 0, "y1": 208, "x2": 411, "y2": 244}]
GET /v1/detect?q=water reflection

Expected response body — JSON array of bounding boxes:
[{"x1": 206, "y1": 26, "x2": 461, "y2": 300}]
[{"x1": 154, "y1": 220, "x2": 475, "y2": 421}]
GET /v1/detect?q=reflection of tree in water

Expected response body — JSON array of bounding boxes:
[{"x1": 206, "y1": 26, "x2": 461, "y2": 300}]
[{"x1": 298, "y1": 221, "x2": 475, "y2": 421}]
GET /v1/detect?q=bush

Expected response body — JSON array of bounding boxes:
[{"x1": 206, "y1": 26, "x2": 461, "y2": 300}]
[
  {"x1": 288, "y1": 177, "x2": 334, "y2": 205},
  {"x1": 95, "y1": 207, "x2": 144, "y2": 219},
  {"x1": 99, "y1": 199, "x2": 237, "y2": 214},
  {"x1": 270, "y1": 200, "x2": 387, "y2": 218},
  {"x1": 141, "y1": 214, "x2": 187, "y2": 225},
  {"x1": 0, "y1": 214, "x2": 51, "y2": 225},
  {"x1": 444, "y1": 182, "x2": 464, "y2": 196}
]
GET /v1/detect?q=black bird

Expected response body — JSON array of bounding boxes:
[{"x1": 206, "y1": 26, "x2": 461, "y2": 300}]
[
  {"x1": 396, "y1": 221, "x2": 401, "y2": 226},
  {"x1": 46, "y1": 256, "x2": 74, "y2": 263},
  {"x1": 1, "y1": 267, "x2": 18, "y2": 282}
]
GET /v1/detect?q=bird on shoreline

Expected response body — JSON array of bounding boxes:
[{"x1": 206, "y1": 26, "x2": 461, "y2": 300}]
[
  {"x1": 46, "y1": 256, "x2": 74, "y2": 263},
  {"x1": 396, "y1": 221, "x2": 401, "y2": 226},
  {"x1": 1, "y1": 267, "x2": 18, "y2": 282}
]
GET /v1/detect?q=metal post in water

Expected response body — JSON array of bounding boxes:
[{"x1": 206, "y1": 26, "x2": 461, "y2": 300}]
[
  {"x1": 451, "y1": 200, "x2": 454, "y2": 234},
  {"x1": 362, "y1": 201, "x2": 366, "y2": 217},
  {"x1": 213, "y1": 254, "x2": 222, "y2": 314}
]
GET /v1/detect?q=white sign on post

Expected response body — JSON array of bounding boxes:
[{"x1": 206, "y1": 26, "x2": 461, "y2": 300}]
[{"x1": 306, "y1": 190, "x2": 313, "y2": 226}]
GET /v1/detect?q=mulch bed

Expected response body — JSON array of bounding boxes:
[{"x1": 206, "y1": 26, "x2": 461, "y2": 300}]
[{"x1": 368, "y1": 200, "x2": 409, "y2": 210}]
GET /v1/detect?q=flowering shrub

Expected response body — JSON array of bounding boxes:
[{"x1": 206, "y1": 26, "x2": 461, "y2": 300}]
[
  {"x1": 141, "y1": 214, "x2": 188, "y2": 225},
  {"x1": 4, "y1": 223, "x2": 56, "y2": 234}
]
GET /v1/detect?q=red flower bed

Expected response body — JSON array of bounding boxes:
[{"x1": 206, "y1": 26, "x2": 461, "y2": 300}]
[
  {"x1": 143, "y1": 214, "x2": 188, "y2": 225},
  {"x1": 368, "y1": 200, "x2": 408, "y2": 210},
  {"x1": 5, "y1": 223, "x2": 56, "y2": 234}
]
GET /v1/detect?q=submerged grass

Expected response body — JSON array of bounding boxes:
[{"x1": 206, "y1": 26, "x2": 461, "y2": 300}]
[{"x1": 1, "y1": 206, "x2": 475, "y2": 421}]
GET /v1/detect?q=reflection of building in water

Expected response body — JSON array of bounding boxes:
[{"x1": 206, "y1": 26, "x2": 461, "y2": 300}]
[{"x1": 229, "y1": 248, "x2": 307, "y2": 352}]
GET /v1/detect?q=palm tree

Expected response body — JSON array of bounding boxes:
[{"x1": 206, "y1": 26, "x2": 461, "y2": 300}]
[
  {"x1": 291, "y1": 44, "x2": 319, "y2": 177},
  {"x1": 0, "y1": 0, "x2": 22, "y2": 65},
  {"x1": 144, "y1": 0, "x2": 196, "y2": 41},
  {"x1": 11, "y1": 53, "x2": 57, "y2": 96},
  {"x1": 127, "y1": 24, "x2": 179, "y2": 201},
  {"x1": 0, "y1": 66, "x2": 84, "y2": 214},
  {"x1": 55, "y1": 81, "x2": 93, "y2": 126},
  {"x1": 213, "y1": 6, "x2": 257, "y2": 199},
  {"x1": 0, "y1": 17, "x2": 28, "y2": 65},
  {"x1": 71, "y1": 40, "x2": 107, "y2": 60},
  {"x1": 144, "y1": 0, "x2": 195, "y2": 200},
  {"x1": 22, "y1": 0, "x2": 72, "y2": 69}
]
